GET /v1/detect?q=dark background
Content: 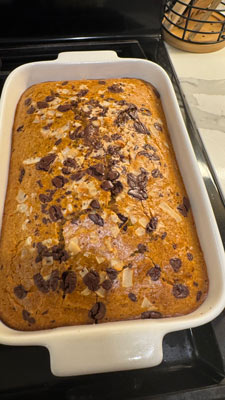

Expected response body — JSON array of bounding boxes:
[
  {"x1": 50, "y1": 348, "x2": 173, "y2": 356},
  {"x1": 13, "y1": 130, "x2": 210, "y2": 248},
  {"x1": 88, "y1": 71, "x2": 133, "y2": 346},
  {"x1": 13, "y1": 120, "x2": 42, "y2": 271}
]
[{"x1": 0, "y1": 0, "x2": 166, "y2": 41}]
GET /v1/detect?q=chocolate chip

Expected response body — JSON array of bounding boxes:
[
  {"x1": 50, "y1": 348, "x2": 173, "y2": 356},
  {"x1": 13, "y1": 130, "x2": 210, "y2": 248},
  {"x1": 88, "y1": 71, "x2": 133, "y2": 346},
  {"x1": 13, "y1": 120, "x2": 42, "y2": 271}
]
[
  {"x1": 52, "y1": 175, "x2": 67, "y2": 188},
  {"x1": 88, "y1": 163, "x2": 105, "y2": 179},
  {"x1": 128, "y1": 188, "x2": 148, "y2": 201},
  {"x1": 102, "y1": 279, "x2": 112, "y2": 290},
  {"x1": 111, "y1": 181, "x2": 123, "y2": 196},
  {"x1": 27, "y1": 105, "x2": 36, "y2": 114},
  {"x1": 88, "y1": 302, "x2": 106, "y2": 320},
  {"x1": 22, "y1": 310, "x2": 35, "y2": 324},
  {"x1": 69, "y1": 126, "x2": 84, "y2": 140},
  {"x1": 187, "y1": 252, "x2": 193, "y2": 261},
  {"x1": 127, "y1": 173, "x2": 137, "y2": 189},
  {"x1": 24, "y1": 98, "x2": 31, "y2": 106},
  {"x1": 36, "y1": 153, "x2": 56, "y2": 172},
  {"x1": 146, "y1": 265, "x2": 161, "y2": 281},
  {"x1": 146, "y1": 217, "x2": 158, "y2": 233},
  {"x1": 77, "y1": 89, "x2": 89, "y2": 97},
  {"x1": 196, "y1": 291, "x2": 202, "y2": 301},
  {"x1": 101, "y1": 180, "x2": 114, "y2": 191},
  {"x1": 183, "y1": 196, "x2": 190, "y2": 211},
  {"x1": 117, "y1": 213, "x2": 128, "y2": 223},
  {"x1": 108, "y1": 84, "x2": 123, "y2": 93},
  {"x1": 170, "y1": 258, "x2": 182, "y2": 272},
  {"x1": 98, "y1": 80, "x2": 106, "y2": 85},
  {"x1": 33, "y1": 273, "x2": 49, "y2": 293},
  {"x1": 90, "y1": 199, "x2": 100, "y2": 209},
  {"x1": 88, "y1": 213, "x2": 104, "y2": 227},
  {"x1": 111, "y1": 134, "x2": 122, "y2": 141},
  {"x1": 71, "y1": 169, "x2": 86, "y2": 182},
  {"x1": 141, "y1": 311, "x2": 162, "y2": 319},
  {"x1": 61, "y1": 81, "x2": 68, "y2": 85},
  {"x1": 39, "y1": 193, "x2": 52, "y2": 203},
  {"x1": 14, "y1": 285, "x2": 27, "y2": 299},
  {"x1": 177, "y1": 196, "x2": 190, "y2": 217},
  {"x1": 43, "y1": 123, "x2": 53, "y2": 130},
  {"x1": 48, "y1": 270, "x2": 60, "y2": 291},
  {"x1": 154, "y1": 123, "x2": 162, "y2": 131},
  {"x1": 137, "y1": 244, "x2": 147, "y2": 253},
  {"x1": 83, "y1": 270, "x2": 100, "y2": 291},
  {"x1": 19, "y1": 168, "x2": 25, "y2": 183},
  {"x1": 137, "y1": 170, "x2": 148, "y2": 188},
  {"x1": 37, "y1": 180, "x2": 43, "y2": 188},
  {"x1": 49, "y1": 205, "x2": 63, "y2": 221},
  {"x1": 151, "y1": 169, "x2": 161, "y2": 178},
  {"x1": 51, "y1": 245, "x2": 69, "y2": 263},
  {"x1": 172, "y1": 284, "x2": 189, "y2": 299},
  {"x1": 140, "y1": 107, "x2": 151, "y2": 116},
  {"x1": 57, "y1": 104, "x2": 71, "y2": 112},
  {"x1": 106, "y1": 268, "x2": 118, "y2": 281},
  {"x1": 62, "y1": 168, "x2": 70, "y2": 175},
  {"x1": 133, "y1": 121, "x2": 150, "y2": 135},
  {"x1": 45, "y1": 95, "x2": 55, "y2": 102},
  {"x1": 107, "y1": 170, "x2": 120, "y2": 181},
  {"x1": 61, "y1": 270, "x2": 77, "y2": 294},
  {"x1": 37, "y1": 101, "x2": 48, "y2": 109},
  {"x1": 177, "y1": 204, "x2": 188, "y2": 217},
  {"x1": 63, "y1": 158, "x2": 76, "y2": 168},
  {"x1": 17, "y1": 125, "x2": 24, "y2": 132},
  {"x1": 161, "y1": 232, "x2": 167, "y2": 240},
  {"x1": 128, "y1": 293, "x2": 137, "y2": 302}
]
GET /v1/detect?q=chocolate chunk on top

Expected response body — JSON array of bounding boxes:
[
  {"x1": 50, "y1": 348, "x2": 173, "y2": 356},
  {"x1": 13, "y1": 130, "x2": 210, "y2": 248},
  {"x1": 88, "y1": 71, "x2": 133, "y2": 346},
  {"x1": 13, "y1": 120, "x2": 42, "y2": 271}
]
[
  {"x1": 37, "y1": 101, "x2": 48, "y2": 109},
  {"x1": 88, "y1": 302, "x2": 106, "y2": 321},
  {"x1": 19, "y1": 168, "x2": 25, "y2": 183},
  {"x1": 52, "y1": 175, "x2": 68, "y2": 188},
  {"x1": 90, "y1": 199, "x2": 100, "y2": 209},
  {"x1": 170, "y1": 258, "x2": 182, "y2": 272},
  {"x1": 83, "y1": 270, "x2": 100, "y2": 291},
  {"x1": 128, "y1": 293, "x2": 137, "y2": 302},
  {"x1": 49, "y1": 205, "x2": 63, "y2": 222},
  {"x1": 187, "y1": 252, "x2": 193, "y2": 261},
  {"x1": 146, "y1": 265, "x2": 161, "y2": 281},
  {"x1": 108, "y1": 84, "x2": 124, "y2": 93},
  {"x1": 57, "y1": 104, "x2": 71, "y2": 112},
  {"x1": 106, "y1": 268, "x2": 118, "y2": 281},
  {"x1": 61, "y1": 270, "x2": 77, "y2": 294},
  {"x1": 14, "y1": 285, "x2": 27, "y2": 299},
  {"x1": 172, "y1": 284, "x2": 189, "y2": 299},
  {"x1": 36, "y1": 153, "x2": 56, "y2": 172},
  {"x1": 22, "y1": 310, "x2": 35, "y2": 324},
  {"x1": 102, "y1": 279, "x2": 112, "y2": 290},
  {"x1": 88, "y1": 213, "x2": 104, "y2": 227},
  {"x1": 33, "y1": 273, "x2": 49, "y2": 293},
  {"x1": 141, "y1": 311, "x2": 162, "y2": 319},
  {"x1": 146, "y1": 217, "x2": 158, "y2": 233},
  {"x1": 137, "y1": 243, "x2": 147, "y2": 253}
]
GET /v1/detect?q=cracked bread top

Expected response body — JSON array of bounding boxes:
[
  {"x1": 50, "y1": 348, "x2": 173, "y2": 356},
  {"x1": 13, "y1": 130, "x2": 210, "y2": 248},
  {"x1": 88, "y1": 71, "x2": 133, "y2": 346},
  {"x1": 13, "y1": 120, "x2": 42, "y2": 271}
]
[{"x1": 0, "y1": 78, "x2": 208, "y2": 330}]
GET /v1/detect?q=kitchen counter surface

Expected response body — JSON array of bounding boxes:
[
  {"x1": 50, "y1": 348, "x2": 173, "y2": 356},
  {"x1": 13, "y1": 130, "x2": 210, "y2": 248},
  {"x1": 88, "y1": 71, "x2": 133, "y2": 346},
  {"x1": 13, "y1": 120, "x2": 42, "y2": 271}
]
[{"x1": 165, "y1": 43, "x2": 225, "y2": 204}]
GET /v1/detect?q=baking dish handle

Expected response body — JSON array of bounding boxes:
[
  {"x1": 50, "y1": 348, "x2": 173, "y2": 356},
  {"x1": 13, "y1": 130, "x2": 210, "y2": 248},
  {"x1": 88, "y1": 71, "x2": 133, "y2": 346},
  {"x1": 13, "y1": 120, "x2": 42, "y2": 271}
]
[
  {"x1": 46, "y1": 324, "x2": 165, "y2": 377},
  {"x1": 57, "y1": 51, "x2": 119, "y2": 63}
]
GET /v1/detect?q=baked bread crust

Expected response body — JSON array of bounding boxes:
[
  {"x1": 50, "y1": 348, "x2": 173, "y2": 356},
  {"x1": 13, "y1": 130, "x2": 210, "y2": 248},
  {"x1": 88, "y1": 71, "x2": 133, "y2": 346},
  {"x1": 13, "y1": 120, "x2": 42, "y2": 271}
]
[{"x1": 0, "y1": 78, "x2": 208, "y2": 330}]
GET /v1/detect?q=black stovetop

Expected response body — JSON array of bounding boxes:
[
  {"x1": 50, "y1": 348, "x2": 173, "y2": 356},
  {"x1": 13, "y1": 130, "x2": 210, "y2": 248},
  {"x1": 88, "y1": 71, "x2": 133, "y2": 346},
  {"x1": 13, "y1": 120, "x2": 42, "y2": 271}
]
[{"x1": 0, "y1": 19, "x2": 225, "y2": 400}]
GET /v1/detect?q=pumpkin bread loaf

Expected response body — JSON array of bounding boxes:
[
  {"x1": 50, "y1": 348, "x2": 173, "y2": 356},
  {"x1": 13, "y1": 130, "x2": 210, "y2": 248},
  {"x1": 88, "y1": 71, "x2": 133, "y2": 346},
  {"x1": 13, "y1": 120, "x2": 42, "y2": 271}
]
[{"x1": 0, "y1": 78, "x2": 208, "y2": 330}]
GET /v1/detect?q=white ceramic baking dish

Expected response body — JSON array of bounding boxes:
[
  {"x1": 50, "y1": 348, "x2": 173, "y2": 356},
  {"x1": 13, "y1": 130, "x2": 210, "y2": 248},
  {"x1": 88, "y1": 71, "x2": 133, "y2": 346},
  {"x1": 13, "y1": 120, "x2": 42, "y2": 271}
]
[{"x1": 0, "y1": 51, "x2": 224, "y2": 377}]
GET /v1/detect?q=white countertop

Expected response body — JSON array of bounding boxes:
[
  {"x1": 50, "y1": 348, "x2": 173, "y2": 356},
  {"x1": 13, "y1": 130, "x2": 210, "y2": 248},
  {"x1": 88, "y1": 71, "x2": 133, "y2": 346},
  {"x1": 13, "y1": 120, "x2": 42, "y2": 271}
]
[{"x1": 165, "y1": 43, "x2": 225, "y2": 203}]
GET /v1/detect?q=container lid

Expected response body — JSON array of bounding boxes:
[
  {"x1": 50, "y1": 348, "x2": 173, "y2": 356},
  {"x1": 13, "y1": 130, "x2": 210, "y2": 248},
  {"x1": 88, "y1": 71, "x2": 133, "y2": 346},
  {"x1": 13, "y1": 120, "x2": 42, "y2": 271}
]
[{"x1": 0, "y1": 0, "x2": 165, "y2": 43}]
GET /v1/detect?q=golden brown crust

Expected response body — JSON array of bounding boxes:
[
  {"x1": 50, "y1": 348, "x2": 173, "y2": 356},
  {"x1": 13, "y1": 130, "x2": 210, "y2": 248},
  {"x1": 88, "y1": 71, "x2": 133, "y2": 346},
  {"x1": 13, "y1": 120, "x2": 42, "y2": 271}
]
[{"x1": 0, "y1": 78, "x2": 208, "y2": 331}]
